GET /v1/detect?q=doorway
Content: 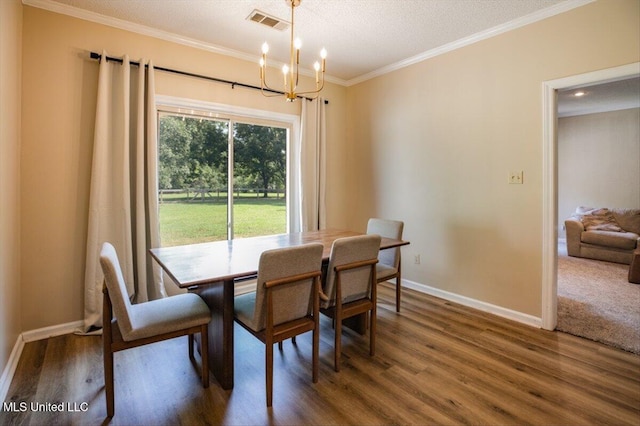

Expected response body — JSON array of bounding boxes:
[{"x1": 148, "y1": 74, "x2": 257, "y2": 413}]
[{"x1": 541, "y1": 62, "x2": 640, "y2": 330}]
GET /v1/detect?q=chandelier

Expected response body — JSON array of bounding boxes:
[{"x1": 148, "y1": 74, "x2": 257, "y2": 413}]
[{"x1": 259, "y1": 0, "x2": 327, "y2": 101}]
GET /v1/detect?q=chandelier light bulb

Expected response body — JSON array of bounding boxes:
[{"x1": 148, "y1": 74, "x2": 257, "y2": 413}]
[
  {"x1": 294, "y1": 38, "x2": 302, "y2": 50},
  {"x1": 313, "y1": 61, "x2": 320, "y2": 84},
  {"x1": 262, "y1": 42, "x2": 269, "y2": 54},
  {"x1": 320, "y1": 48, "x2": 327, "y2": 59}
]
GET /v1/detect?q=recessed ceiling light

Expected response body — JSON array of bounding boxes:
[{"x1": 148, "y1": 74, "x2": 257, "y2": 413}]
[{"x1": 574, "y1": 91, "x2": 585, "y2": 97}]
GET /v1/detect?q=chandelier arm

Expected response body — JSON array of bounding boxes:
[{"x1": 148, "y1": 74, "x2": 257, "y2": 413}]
[
  {"x1": 260, "y1": 78, "x2": 287, "y2": 98},
  {"x1": 261, "y1": 77, "x2": 275, "y2": 92},
  {"x1": 260, "y1": 63, "x2": 287, "y2": 97},
  {"x1": 295, "y1": 77, "x2": 325, "y2": 96},
  {"x1": 261, "y1": 89, "x2": 286, "y2": 98},
  {"x1": 295, "y1": 90, "x2": 322, "y2": 97},
  {"x1": 299, "y1": 92, "x2": 319, "y2": 101}
]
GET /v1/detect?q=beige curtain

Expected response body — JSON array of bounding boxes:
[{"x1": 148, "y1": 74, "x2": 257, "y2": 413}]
[
  {"x1": 299, "y1": 98, "x2": 327, "y2": 231},
  {"x1": 82, "y1": 52, "x2": 165, "y2": 332}
]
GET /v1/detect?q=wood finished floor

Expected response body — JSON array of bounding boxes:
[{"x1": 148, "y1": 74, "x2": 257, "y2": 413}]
[{"x1": 2, "y1": 284, "x2": 639, "y2": 425}]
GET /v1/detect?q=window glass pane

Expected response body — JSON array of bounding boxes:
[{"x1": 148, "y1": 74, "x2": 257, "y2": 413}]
[
  {"x1": 157, "y1": 110, "x2": 288, "y2": 246},
  {"x1": 232, "y1": 123, "x2": 287, "y2": 238},
  {"x1": 158, "y1": 114, "x2": 229, "y2": 246}
]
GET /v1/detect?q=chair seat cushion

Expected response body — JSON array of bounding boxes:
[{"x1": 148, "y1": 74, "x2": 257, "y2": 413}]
[
  {"x1": 234, "y1": 291, "x2": 260, "y2": 332},
  {"x1": 125, "y1": 293, "x2": 211, "y2": 341},
  {"x1": 376, "y1": 264, "x2": 398, "y2": 281}
]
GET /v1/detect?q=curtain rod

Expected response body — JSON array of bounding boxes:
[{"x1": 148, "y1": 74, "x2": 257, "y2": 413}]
[{"x1": 89, "y1": 51, "x2": 328, "y2": 104}]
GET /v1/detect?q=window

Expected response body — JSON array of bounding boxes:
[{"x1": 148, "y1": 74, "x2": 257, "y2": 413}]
[{"x1": 157, "y1": 101, "x2": 294, "y2": 247}]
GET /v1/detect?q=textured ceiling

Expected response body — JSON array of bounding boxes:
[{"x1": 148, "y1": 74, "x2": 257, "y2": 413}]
[{"x1": 34, "y1": 0, "x2": 586, "y2": 84}]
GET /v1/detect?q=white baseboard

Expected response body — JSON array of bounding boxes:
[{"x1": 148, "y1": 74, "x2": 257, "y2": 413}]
[
  {"x1": 402, "y1": 279, "x2": 542, "y2": 328},
  {"x1": 0, "y1": 334, "x2": 24, "y2": 403},
  {"x1": 0, "y1": 320, "x2": 85, "y2": 402},
  {"x1": 240, "y1": 278, "x2": 541, "y2": 328},
  {"x1": 21, "y1": 320, "x2": 85, "y2": 343}
]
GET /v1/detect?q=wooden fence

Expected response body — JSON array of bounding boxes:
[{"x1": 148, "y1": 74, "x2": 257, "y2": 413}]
[{"x1": 159, "y1": 188, "x2": 285, "y2": 203}]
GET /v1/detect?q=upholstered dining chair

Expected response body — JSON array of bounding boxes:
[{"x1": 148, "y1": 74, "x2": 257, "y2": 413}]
[
  {"x1": 367, "y1": 218, "x2": 404, "y2": 312},
  {"x1": 99, "y1": 242, "x2": 211, "y2": 419},
  {"x1": 320, "y1": 234, "x2": 381, "y2": 372},
  {"x1": 234, "y1": 243, "x2": 324, "y2": 407}
]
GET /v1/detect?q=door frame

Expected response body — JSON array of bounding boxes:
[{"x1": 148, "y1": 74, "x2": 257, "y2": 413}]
[{"x1": 540, "y1": 62, "x2": 640, "y2": 330}]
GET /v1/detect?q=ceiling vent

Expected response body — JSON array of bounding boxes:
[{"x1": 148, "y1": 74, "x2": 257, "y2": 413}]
[{"x1": 247, "y1": 9, "x2": 289, "y2": 31}]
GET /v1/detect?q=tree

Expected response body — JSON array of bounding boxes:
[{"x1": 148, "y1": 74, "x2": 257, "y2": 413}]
[
  {"x1": 188, "y1": 118, "x2": 228, "y2": 185},
  {"x1": 158, "y1": 115, "x2": 228, "y2": 190},
  {"x1": 158, "y1": 115, "x2": 191, "y2": 189},
  {"x1": 233, "y1": 123, "x2": 286, "y2": 197},
  {"x1": 159, "y1": 116, "x2": 286, "y2": 197}
]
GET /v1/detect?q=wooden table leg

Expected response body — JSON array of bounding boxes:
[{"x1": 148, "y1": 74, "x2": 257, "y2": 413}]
[{"x1": 192, "y1": 279, "x2": 235, "y2": 390}]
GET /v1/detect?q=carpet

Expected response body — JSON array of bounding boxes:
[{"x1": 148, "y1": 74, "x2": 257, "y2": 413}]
[{"x1": 557, "y1": 241, "x2": 640, "y2": 354}]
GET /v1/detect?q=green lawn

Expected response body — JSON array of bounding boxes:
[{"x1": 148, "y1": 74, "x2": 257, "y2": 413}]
[{"x1": 159, "y1": 197, "x2": 286, "y2": 246}]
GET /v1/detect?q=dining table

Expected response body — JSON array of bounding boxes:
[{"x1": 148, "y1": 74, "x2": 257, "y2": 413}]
[{"x1": 149, "y1": 228, "x2": 409, "y2": 390}]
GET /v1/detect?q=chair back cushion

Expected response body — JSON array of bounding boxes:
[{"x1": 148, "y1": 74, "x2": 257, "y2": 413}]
[
  {"x1": 100, "y1": 242, "x2": 135, "y2": 336},
  {"x1": 367, "y1": 218, "x2": 404, "y2": 269},
  {"x1": 250, "y1": 243, "x2": 324, "y2": 331},
  {"x1": 323, "y1": 234, "x2": 381, "y2": 307}
]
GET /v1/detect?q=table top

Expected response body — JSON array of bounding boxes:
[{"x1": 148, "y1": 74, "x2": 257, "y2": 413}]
[{"x1": 150, "y1": 228, "x2": 409, "y2": 288}]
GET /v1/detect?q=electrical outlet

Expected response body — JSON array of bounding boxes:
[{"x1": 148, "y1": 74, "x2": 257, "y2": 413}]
[
  {"x1": 508, "y1": 170, "x2": 524, "y2": 184},
  {"x1": 414, "y1": 254, "x2": 421, "y2": 265}
]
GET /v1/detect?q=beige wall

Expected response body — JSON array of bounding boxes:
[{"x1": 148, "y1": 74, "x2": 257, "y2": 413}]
[
  {"x1": 346, "y1": 0, "x2": 640, "y2": 316},
  {"x1": 20, "y1": 6, "x2": 348, "y2": 331},
  {"x1": 558, "y1": 108, "x2": 640, "y2": 236},
  {"x1": 0, "y1": 0, "x2": 23, "y2": 379}
]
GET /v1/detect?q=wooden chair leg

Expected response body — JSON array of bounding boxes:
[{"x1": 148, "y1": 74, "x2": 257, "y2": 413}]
[
  {"x1": 370, "y1": 310, "x2": 376, "y2": 356},
  {"x1": 103, "y1": 287, "x2": 115, "y2": 419},
  {"x1": 188, "y1": 334, "x2": 194, "y2": 360},
  {"x1": 278, "y1": 341, "x2": 283, "y2": 351},
  {"x1": 200, "y1": 325, "x2": 209, "y2": 388},
  {"x1": 395, "y1": 275, "x2": 401, "y2": 313},
  {"x1": 372, "y1": 273, "x2": 378, "y2": 356},
  {"x1": 266, "y1": 341, "x2": 273, "y2": 407},
  {"x1": 312, "y1": 325, "x2": 319, "y2": 383},
  {"x1": 396, "y1": 260, "x2": 402, "y2": 312},
  {"x1": 334, "y1": 315, "x2": 342, "y2": 372},
  {"x1": 291, "y1": 336, "x2": 297, "y2": 345},
  {"x1": 104, "y1": 346, "x2": 114, "y2": 418}
]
